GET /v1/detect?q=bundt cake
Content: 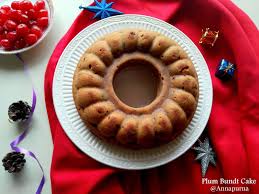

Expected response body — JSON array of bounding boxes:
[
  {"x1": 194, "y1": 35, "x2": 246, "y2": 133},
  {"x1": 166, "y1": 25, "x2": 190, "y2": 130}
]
[{"x1": 72, "y1": 29, "x2": 199, "y2": 149}]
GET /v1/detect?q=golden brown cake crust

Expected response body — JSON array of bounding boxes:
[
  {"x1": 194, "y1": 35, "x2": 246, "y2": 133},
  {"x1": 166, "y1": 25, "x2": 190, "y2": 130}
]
[{"x1": 72, "y1": 29, "x2": 199, "y2": 149}]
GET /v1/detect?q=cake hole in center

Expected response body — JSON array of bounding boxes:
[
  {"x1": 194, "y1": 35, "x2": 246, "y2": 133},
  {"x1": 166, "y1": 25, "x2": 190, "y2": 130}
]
[{"x1": 113, "y1": 59, "x2": 161, "y2": 108}]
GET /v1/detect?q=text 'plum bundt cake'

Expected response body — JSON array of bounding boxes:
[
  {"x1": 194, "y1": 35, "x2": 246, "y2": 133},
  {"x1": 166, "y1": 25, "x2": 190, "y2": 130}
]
[{"x1": 72, "y1": 29, "x2": 199, "y2": 149}]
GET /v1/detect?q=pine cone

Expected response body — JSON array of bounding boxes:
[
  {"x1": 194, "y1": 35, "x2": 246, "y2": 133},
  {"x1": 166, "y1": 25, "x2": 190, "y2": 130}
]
[
  {"x1": 8, "y1": 101, "x2": 32, "y2": 122},
  {"x1": 2, "y1": 152, "x2": 26, "y2": 173}
]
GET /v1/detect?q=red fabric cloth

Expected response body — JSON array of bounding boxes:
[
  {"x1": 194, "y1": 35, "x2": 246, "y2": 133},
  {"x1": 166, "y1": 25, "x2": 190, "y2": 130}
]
[{"x1": 44, "y1": 0, "x2": 259, "y2": 193}]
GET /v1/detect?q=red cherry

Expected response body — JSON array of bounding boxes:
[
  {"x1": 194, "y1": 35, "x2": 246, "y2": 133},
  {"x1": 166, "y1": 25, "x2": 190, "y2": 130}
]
[
  {"x1": 19, "y1": 14, "x2": 29, "y2": 23},
  {"x1": 30, "y1": 25, "x2": 42, "y2": 38},
  {"x1": 27, "y1": 9, "x2": 37, "y2": 20},
  {"x1": 8, "y1": 10, "x2": 22, "y2": 22},
  {"x1": 21, "y1": 10, "x2": 28, "y2": 15},
  {"x1": 1, "y1": 5, "x2": 11, "y2": 12},
  {"x1": 11, "y1": 1, "x2": 21, "y2": 10},
  {"x1": 34, "y1": 0, "x2": 45, "y2": 11},
  {"x1": 0, "y1": 39, "x2": 13, "y2": 49},
  {"x1": 20, "y1": 0, "x2": 33, "y2": 11},
  {"x1": 0, "y1": 9, "x2": 7, "y2": 15},
  {"x1": 25, "y1": 33, "x2": 38, "y2": 45},
  {"x1": 0, "y1": 26, "x2": 4, "y2": 34},
  {"x1": 0, "y1": 18, "x2": 5, "y2": 25},
  {"x1": 0, "y1": 9, "x2": 8, "y2": 21},
  {"x1": 28, "y1": 20, "x2": 37, "y2": 28},
  {"x1": 37, "y1": 17, "x2": 48, "y2": 28},
  {"x1": 7, "y1": 31, "x2": 18, "y2": 42},
  {"x1": 37, "y1": 9, "x2": 48, "y2": 18},
  {"x1": 15, "y1": 38, "x2": 27, "y2": 49},
  {"x1": 0, "y1": 33, "x2": 6, "y2": 41},
  {"x1": 16, "y1": 24, "x2": 29, "y2": 37},
  {"x1": 4, "y1": 20, "x2": 17, "y2": 31}
]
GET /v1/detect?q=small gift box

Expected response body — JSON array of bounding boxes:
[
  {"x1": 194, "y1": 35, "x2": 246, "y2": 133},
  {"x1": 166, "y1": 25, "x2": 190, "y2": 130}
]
[
  {"x1": 215, "y1": 59, "x2": 236, "y2": 80},
  {"x1": 199, "y1": 28, "x2": 219, "y2": 47}
]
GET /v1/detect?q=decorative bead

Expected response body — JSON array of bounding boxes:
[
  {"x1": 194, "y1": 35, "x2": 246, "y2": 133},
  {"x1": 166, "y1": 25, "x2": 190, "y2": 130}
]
[
  {"x1": 215, "y1": 59, "x2": 236, "y2": 80},
  {"x1": 199, "y1": 28, "x2": 219, "y2": 47}
]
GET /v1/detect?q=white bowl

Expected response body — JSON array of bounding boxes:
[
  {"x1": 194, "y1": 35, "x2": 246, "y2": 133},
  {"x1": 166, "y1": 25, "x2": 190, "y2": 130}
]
[{"x1": 0, "y1": 0, "x2": 54, "y2": 55}]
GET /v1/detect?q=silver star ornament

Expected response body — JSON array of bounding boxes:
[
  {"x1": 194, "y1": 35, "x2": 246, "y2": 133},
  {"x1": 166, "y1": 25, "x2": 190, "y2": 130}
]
[{"x1": 193, "y1": 137, "x2": 216, "y2": 177}]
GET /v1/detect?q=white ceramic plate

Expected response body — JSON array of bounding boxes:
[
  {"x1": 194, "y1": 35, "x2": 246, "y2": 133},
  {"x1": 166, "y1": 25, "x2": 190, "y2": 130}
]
[
  {"x1": 53, "y1": 14, "x2": 213, "y2": 170},
  {"x1": 0, "y1": 0, "x2": 54, "y2": 54}
]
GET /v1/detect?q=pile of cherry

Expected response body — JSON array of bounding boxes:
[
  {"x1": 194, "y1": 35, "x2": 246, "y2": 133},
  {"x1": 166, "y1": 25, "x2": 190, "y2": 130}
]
[{"x1": 0, "y1": 0, "x2": 49, "y2": 51}]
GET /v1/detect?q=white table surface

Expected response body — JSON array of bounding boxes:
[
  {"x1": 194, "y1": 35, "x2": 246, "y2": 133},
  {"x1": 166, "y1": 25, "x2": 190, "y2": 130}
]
[{"x1": 0, "y1": 0, "x2": 258, "y2": 194}]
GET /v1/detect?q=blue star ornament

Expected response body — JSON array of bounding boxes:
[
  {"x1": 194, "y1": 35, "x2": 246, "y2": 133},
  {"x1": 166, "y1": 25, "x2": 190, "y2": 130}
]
[{"x1": 80, "y1": 0, "x2": 123, "y2": 20}]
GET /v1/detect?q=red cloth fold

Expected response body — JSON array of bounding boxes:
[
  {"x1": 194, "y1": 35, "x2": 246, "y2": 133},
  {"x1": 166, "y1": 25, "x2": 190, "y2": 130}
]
[{"x1": 44, "y1": 0, "x2": 259, "y2": 193}]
